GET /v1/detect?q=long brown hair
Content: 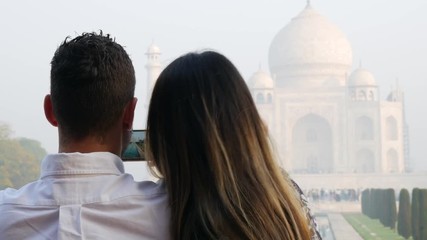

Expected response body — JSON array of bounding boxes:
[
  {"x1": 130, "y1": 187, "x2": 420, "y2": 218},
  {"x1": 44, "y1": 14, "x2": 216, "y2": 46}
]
[{"x1": 146, "y1": 51, "x2": 311, "y2": 239}]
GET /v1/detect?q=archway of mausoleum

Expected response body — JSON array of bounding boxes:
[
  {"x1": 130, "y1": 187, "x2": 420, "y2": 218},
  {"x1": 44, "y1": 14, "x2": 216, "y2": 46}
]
[
  {"x1": 355, "y1": 148, "x2": 375, "y2": 173},
  {"x1": 356, "y1": 116, "x2": 374, "y2": 141},
  {"x1": 291, "y1": 114, "x2": 333, "y2": 173},
  {"x1": 386, "y1": 148, "x2": 399, "y2": 172}
]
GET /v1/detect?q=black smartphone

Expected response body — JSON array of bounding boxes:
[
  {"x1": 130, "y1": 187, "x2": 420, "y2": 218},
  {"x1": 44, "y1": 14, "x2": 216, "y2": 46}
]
[{"x1": 122, "y1": 129, "x2": 146, "y2": 161}]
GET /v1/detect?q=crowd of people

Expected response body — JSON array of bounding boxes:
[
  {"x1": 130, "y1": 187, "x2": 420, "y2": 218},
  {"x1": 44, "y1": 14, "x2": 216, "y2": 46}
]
[{"x1": 305, "y1": 188, "x2": 360, "y2": 202}]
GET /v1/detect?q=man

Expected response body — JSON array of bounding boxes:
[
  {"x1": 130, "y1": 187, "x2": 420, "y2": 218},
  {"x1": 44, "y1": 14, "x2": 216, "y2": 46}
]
[{"x1": 0, "y1": 32, "x2": 169, "y2": 239}]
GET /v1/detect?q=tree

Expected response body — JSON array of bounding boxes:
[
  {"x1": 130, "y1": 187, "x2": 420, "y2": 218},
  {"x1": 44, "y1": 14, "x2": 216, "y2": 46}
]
[
  {"x1": 361, "y1": 189, "x2": 370, "y2": 215},
  {"x1": 385, "y1": 188, "x2": 397, "y2": 229},
  {"x1": 412, "y1": 188, "x2": 420, "y2": 240},
  {"x1": 0, "y1": 164, "x2": 13, "y2": 189},
  {"x1": 366, "y1": 188, "x2": 397, "y2": 229},
  {"x1": 420, "y1": 189, "x2": 427, "y2": 240},
  {"x1": 379, "y1": 189, "x2": 387, "y2": 225},
  {"x1": 0, "y1": 122, "x2": 12, "y2": 140},
  {"x1": 370, "y1": 189, "x2": 379, "y2": 219},
  {"x1": 18, "y1": 138, "x2": 47, "y2": 161},
  {"x1": 375, "y1": 189, "x2": 384, "y2": 221},
  {"x1": 397, "y1": 188, "x2": 411, "y2": 239},
  {"x1": 0, "y1": 124, "x2": 46, "y2": 189}
]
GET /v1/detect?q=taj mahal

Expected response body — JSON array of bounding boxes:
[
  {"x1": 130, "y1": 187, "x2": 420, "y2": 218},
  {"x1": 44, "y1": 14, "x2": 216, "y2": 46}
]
[
  {"x1": 249, "y1": 3, "x2": 409, "y2": 174},
  {"x1": 144, "y1": 2, "x2": 410, "y2": 176}
]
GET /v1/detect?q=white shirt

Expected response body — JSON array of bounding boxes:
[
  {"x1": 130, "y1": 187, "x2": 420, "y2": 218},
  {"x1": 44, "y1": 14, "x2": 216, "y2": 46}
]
[{"x1": 0, "y1": 152, "x2": 170, "y2": 240}]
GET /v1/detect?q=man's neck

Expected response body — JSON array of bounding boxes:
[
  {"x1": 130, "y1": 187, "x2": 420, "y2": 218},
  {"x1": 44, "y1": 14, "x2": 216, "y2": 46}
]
[{"x1": 58, "y1": 133, "x2": 122, "y2": 156}]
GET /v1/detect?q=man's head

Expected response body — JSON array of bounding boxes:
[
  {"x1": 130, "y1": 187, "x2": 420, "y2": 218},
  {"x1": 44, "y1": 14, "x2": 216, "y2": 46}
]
[{"x1": 46, "y1": 32, "x2": 136, "y2": 150}]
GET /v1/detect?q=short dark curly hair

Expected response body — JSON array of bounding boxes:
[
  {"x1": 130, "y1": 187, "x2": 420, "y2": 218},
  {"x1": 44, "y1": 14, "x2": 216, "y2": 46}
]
[{"x1": 50, "y1": 31, "x2": 135, "y2": 140}]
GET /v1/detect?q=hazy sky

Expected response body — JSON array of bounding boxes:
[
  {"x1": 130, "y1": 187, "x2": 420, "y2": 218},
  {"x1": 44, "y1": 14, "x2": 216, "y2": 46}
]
[{"x1": 1, "y1": 0, "x2": 426, "y2": 172}]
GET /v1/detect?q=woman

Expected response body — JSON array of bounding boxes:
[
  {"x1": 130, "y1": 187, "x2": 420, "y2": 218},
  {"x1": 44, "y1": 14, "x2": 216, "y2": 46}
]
[{"x1": 146, "y1": 51, "x2": 317, "y2": 239}]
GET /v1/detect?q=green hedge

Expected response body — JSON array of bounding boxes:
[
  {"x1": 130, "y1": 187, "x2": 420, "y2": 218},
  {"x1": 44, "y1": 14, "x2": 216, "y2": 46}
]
[
  {"x1": 420, "y1": 190, "x2": 427, "y2": 240},
  {"x1": 361, "y1": 188, "x2": 397, "y2": 229},
  {"x1": 412, "y1": 188, "x2": 420, "y2": 240},
  {"x1": 397, "y1": 188, "x2": 411, "y2": 239}
]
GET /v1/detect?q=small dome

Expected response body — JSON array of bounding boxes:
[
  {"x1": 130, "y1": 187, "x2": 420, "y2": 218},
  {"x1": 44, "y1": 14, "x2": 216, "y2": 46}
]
[
  {"x1": 146, "y1": 43, "x2": 161, "y2": 55},
  {"x1": 387, "y1": 87, "x2": 403, "y2": 102},
  {"x1": 249, "y1": 68, "x2": 274, "y2": 89},
  {"x1": 349, "y1": 68, "x2": 376, "y2": 86}
]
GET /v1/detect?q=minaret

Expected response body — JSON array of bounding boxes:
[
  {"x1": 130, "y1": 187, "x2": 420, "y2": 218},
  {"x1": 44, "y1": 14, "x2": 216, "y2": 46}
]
[{"x1": 145, "y1": 42, "x2": 162, "y2": 103}]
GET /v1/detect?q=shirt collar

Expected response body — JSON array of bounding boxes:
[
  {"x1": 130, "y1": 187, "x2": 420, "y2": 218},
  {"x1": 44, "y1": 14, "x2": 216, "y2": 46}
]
[{"x1": 40, "y1": 152, "x2": 125, "y2": 179}]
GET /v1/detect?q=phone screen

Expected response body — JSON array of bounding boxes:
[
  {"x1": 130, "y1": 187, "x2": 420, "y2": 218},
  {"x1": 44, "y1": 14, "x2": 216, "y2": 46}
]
[{"x1": 122, "y1": 129, "x2": 146, "y2": 161}]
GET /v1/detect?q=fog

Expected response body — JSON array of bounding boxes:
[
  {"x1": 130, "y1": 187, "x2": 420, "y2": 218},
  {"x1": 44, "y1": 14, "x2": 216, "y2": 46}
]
[{"x1": 0, "y1": 0, "x2": 426, "y2": 173}]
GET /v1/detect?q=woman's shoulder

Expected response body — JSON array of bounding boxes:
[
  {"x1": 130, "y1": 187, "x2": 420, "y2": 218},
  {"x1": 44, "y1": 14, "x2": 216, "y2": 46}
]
[{"x1": 290, "y1": 179, "x2": 322, "y2": 240}]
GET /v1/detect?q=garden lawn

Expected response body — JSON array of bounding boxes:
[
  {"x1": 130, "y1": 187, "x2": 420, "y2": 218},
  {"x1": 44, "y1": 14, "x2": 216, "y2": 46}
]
[{"x1": 343, "y1": 213, "x2": 412, "y2": 240}]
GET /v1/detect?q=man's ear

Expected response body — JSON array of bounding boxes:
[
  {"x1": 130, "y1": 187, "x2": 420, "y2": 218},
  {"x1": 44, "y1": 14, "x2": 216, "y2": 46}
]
[
  {"x1": 44, "y1": 95, "x2": 58, "y2": 127},
  {"x1": 123, "y1": 97, "x2": 138, "y2": 130}
]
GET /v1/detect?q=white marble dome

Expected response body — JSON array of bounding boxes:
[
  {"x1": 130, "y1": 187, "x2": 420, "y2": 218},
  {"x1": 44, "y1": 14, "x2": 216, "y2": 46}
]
[
  {"x1": 249, "y1": 67, "x2": 274, "y2": 89},
  {"x1": 269, "y1": 3, "x2": 353, "y2": 87},
  {"x1": 349, "y1": 68, "x2": 376, "y2": 86}
]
